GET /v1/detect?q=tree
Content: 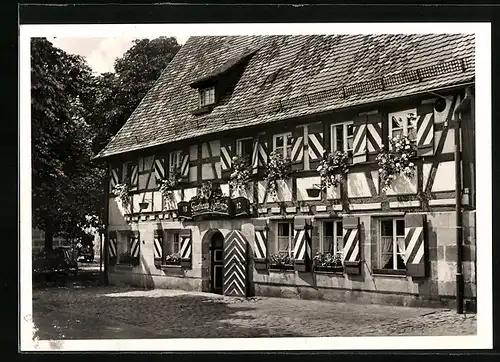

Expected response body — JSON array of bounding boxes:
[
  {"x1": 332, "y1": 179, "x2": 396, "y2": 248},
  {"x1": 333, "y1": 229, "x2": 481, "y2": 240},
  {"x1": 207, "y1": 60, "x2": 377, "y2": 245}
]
[
  {"x1": 31, "y1": 38, "x2": 103, "y2": 250},
  {"x1": 90, "y1": 37, "x2": 181, "y2": 154}
]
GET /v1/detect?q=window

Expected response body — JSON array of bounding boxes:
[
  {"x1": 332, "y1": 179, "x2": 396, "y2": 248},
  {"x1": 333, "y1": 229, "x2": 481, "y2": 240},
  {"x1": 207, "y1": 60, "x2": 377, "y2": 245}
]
[
  {"x1": 277, "y1": 222, "x2": 294, "y2": 258},
  {"x1": 199, "y1": 87, "x2": 215, "y2": 107},
  {"x1": 169, "y1": 151, "x2": 183, "y2": 177},
  {"x1": 236, "y1": 137, "x2": 253, "y2": 161},
  {"x1": 321, "y1": 220, "x2": 343, "y2": 258},
  {"x1": 172, "y1": 232, "x2": 180, "y2": 254},
  {"x1": 273, "y1": 132, "x2": 293, "y2": 158},
  {"x1": 331, "y1": 122, "x2": 354, "y2": 154},
  {"x1": 377, "y1": 219, "x2": 406, "y2": 271},
  {"x1": 388, "y1": 109, "x2": 417, "y2": 142}
]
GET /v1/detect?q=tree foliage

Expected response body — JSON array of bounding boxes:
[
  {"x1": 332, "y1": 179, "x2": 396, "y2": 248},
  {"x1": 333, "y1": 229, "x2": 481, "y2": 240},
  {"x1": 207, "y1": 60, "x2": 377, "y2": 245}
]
[{"x1": 31, "y1": 36, "x2": 181, "y2": 250}]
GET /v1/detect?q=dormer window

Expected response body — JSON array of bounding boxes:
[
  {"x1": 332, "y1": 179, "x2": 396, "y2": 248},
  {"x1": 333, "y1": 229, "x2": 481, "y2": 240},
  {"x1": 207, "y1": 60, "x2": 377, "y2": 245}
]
[{"x1": 199, "y1": 87, "x2": 215, "y2": 107}]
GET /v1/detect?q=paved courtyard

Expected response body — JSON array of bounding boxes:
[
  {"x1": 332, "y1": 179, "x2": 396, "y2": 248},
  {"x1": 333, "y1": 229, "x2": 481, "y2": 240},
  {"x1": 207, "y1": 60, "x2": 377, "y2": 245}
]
[{"x1": 31, "y1": 285, "x2": 476, "y2": 339}]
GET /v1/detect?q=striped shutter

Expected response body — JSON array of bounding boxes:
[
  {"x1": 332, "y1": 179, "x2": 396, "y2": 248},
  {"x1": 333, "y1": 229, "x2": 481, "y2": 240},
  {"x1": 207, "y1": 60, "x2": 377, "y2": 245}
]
[
  {"x1": 416, "y1": 102, "x2": 435, "y2": 157},
  {"x1": 307, "y1": 123, "x2": 324, "y2": 170},
  {"x1": 153, "y1": 229, "x2": 163, "y2": 269},
  {"x1": 108, "y1": 231, "x2": 117, "y2": 265},
  {"x1": 220, "y1": 140, "x2": 234, "y2": 179},
  {"x1": 222, "y1": 230, "x2": 248, "y2": 297},
  {"x1": 342, "y1": 216, "x2": 361, "y2": 275},
  {"x1": 180, "y1": 152, "x2": 190, "y2": 181},
  {"x1": 253, "y1": 219, "x2": 268, "y2": 270},
  {"x1": 179, "y1": 229, "x2": 192, "y2": 268},
  {"x1": 352, "y1": 116, "x2": 367, "y2": 164},
  {"x1": 252, "y1": 135, "x2": 268, "y2": 175},
  {"x1": 154, "y1": 156, "x2": 165, "y2": 181},
  {"x1": 293, "y1": 217, "x2": 312, "y2": 272},
  {"x1": 365, "y1": 114, "x2": 383, "y2": 158},
  {"x1": 290, "y1": 126, "x2": 305, "y2": 171},
  {"x1": 129, "y1": 231, "x2": 140, "y2": 258},
  {"x1": 128, "y1": 162, "x2": 139, "y2": 189},
  {"x1": 110, "y1": 164, "x2": 122, "y2": 190},
  {"x1": 404, "y1": 214, "x2": 427, "y2": 277}
]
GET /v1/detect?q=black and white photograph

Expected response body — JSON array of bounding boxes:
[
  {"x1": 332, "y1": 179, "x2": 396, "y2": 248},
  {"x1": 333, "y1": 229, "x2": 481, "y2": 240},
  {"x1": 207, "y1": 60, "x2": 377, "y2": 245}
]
[{"x1": 19, "y1": 21, "x2": 492, "y2": 351}]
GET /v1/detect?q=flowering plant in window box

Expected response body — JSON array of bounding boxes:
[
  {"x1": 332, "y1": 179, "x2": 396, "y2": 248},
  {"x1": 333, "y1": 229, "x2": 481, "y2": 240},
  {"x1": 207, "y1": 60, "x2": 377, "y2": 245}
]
[
  {"x1": 265, "y1": 150, "x2": 292, "y2": 200},
  {"x1": 112, "y1": 183, "x2": 130, "y2": 207},
  {"x1": 159, "y1": 169, "x2": 182, "y2": 203},
  {"x1": 118, "y1": 252, "x2": 139, "y2": 266},
  {"x1": 229, "y1": 155, "x2": 252, "y2": 195},
  {"x1": 376, "y1": 135, "x2": 417, "y2": 192},
  {"x1": 313, "y1": 252, "x2": 343, "y2": 272},
  {"x1": 269, "y1": 252, "x2": 293, "y2": 270},
  {"x1": 164, "y1": 252, "x2": 181, "y2": 265},
  {"x1": 316, "y1": 150, "x2": 349, "y2": 193}
]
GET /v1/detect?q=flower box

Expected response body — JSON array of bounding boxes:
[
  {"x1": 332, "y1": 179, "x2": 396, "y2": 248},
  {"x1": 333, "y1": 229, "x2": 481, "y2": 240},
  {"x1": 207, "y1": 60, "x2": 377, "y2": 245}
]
[
  {"x1": 181, "y1": 259, "x2": 192, "y2": 269},
  {"x1": 294, "y1": 261, "x2": 311, "y2": 272},
  {"x1": 344, "y1": 260, "x2": 361, "y2": 275},
  {"x1": 269, "y1": 264, "x2": 294, "y2": 271},
  {"x1": 314, "y1": 265, "x2": 343, "y2": 273},
  {"x1": 118, "y1": 254, "x2": 140, "y2": 266},
  {"x1": 306, "y1": 188, "x2": 321, "y2": 198},
  {"x1": 163, "y1": 260, "x2": 181, "y2": 266},
  {"x1": 254, "y1": 258, "x2": 268, "y2": 271}
]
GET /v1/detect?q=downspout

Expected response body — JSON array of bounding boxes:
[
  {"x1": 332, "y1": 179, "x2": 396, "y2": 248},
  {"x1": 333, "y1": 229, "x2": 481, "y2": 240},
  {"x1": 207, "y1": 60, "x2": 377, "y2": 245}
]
[
  {"x1": 103, "y1": 164, "x2": 110, "y2": 286},
  {"x1": 453, "y1": 87, "x2": 472, "y2": 314}
]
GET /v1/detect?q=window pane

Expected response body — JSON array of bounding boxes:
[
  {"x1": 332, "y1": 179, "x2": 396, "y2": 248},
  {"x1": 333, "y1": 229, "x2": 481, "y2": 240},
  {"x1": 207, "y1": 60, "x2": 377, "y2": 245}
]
[
  {"x1": 324, "y1": 222, "x2": 334, "y2": 237},
  {"x1": 335, "y1": 236, "x2": 344, "y2": 256},
  {"x1": 347, "y1": 124, "x2": 354, "y2": 137},
  {"x1": 242, "y1": 139, "x2": 253, "y2": 158},
  {"x1": 396, "y1": 220, "x2": 405, "y2": 236},
  {"x1": 278, "y1": 237, "x2": 289, "y2": 252},
  {"x1": 173, "y1": 233, "x2": 179, "y2": 253},
  {"x1": 392, "y1": 129, "x2": 403, "y2": 139},
  {"x1": 392, "y1": 115, "x2": 403, "y2": 129},
  {"x1": 336, "y1": 221, "x2": 343, "y2": 236},
  {"x1": 408, "y1": 127, "x2": 417, "y2": 141},
  {"x1": 381, "y1": 220, "x2": 393, "y2": 236},
  {"x1": 335, "y1": 126, "x2": 343, "y2": 151},
  {"x1": 275, "y1": 135, "x2": 284, "y2": 148},
  {"x1": 278, "y1": 223, "x2": 290, "y2": 237}
]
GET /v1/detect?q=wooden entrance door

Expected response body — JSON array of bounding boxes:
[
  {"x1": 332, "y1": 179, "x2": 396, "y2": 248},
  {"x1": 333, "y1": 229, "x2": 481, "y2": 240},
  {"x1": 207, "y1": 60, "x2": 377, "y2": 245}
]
[{"x1": 210, "y1": 232, "x2": 224, "y2": 294}]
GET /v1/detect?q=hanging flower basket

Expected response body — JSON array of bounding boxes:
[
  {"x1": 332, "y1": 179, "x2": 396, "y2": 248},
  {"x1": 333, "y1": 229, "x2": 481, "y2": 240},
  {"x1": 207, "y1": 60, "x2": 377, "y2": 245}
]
[
  {"x1": 317, "y1": 150, "x2": 349, "y2": 191},
  {"x1": 265, "y1": 151, "x2": 292, "y2": 200},
  {"x1": 376, "y1": 135, "x2": 417, "y2": 192},
  {"x1": 229, "y1": 155, "x2": 252, "y2": 196}
]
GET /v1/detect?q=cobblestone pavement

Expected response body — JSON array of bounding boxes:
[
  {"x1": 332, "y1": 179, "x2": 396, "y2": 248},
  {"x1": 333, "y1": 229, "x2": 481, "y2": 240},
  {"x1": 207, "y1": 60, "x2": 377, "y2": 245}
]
[{"x1": 31, "y1": 286, "x2": 476, "y2": 339}]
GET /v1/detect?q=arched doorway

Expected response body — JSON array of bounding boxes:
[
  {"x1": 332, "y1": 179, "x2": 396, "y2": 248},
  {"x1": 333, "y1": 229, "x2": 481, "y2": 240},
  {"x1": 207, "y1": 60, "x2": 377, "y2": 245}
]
[{"x1": 210, "y1": 231, "x2": 224, "y2": 294}]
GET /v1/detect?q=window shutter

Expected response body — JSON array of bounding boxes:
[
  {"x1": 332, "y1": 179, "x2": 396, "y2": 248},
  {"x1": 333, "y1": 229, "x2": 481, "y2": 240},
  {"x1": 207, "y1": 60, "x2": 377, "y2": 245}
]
[
  {"x1": 293, "y1": 217, "x2": 312, "y2": 272},
  {"x1": 110, "y1": 164, "x2": 122, "y2": 191},
  {"x1": 220, "y1": 139, "x2": 234, "y2": 179},
  {"x1": 404, "y1": 214, "x2": 427, "y2": 277},
  {"x1": 252, "y1": 135, "x2": 268, "y2": 176},
  {"x1": 179, "y1": 228, "x2": 192, "y2": 268},
  {"x1": 416, "y1": 102, "x2": 435, "y2": 157},
  {"x1": 307, "y1": 123, "x2": 325, "y2": 170},
  {"x1": 342, "y1": 216, "x2": 361, "y2": 275},
  {"x1": 290, "y1": 126, "x2": 305, "y2": 171},
  {"x1": 352, "y1": 116, "x2": 367, "y2": 164},
  {"x1": 129, "y1": 230, "x2": 140, "y2": 258},
  {"x1": 180, "y1": 152, "x2": 190, "y2": 181},
  {"x1": 253, "y1": 219, "x2": 268, "y2": 270},
  {"x1": 108, "y1": 231, "x2": 117, "y2": 265},
  {"x1": 154, "y1": 156, "x2": 165, "y2": 181},
  {"x1": 365, "y1": 114, "x2": 383, "y2": 159},
  {"x1": 153, "y1": 229, "x2": 163, "y2": 269}
]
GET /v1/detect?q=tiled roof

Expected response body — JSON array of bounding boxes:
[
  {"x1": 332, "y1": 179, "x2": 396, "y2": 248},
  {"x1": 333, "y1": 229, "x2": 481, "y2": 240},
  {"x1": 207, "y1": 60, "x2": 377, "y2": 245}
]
[{"x1": 96, "y1": 34, "x2": 475, "y2": 159}]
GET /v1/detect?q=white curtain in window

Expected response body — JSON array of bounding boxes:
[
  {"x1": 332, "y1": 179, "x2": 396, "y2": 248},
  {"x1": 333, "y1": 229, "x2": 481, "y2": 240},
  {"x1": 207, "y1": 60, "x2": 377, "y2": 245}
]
[
  {"x1": 396, "y1": 237, "x2": 407, "y2": 265},
  {"x1": 380, "y1": 236, "x2": 393, "y2": 268}
]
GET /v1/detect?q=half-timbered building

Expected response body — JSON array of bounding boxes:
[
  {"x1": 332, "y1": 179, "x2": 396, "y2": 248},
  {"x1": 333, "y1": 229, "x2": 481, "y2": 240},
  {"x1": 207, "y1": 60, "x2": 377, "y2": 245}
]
[{"x1": 96, "y1": 34, "x2": 476, "y2": 308}]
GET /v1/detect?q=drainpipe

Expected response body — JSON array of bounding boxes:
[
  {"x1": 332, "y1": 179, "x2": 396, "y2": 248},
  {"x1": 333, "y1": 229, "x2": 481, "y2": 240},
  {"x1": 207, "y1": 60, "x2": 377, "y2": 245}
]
[
  {"x1": 103, "y1": 165, "x2": 110, "y2": 286},
  {"x1": 453, "y1": 87, "x2": 472, "y2": 314}
]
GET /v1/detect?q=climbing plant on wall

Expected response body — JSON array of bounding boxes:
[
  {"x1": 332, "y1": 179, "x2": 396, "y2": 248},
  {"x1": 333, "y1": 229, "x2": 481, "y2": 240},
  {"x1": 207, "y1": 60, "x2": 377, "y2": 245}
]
[{"x1": 265, "y1": 150, "x2": 292, "y2": 200}]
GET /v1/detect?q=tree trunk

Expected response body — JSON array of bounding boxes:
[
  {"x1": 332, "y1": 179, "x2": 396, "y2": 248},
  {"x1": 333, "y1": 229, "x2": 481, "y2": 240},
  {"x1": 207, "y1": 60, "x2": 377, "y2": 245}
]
[{"x1": 44, "y1": 229, "x2": 54, "y2": 251}]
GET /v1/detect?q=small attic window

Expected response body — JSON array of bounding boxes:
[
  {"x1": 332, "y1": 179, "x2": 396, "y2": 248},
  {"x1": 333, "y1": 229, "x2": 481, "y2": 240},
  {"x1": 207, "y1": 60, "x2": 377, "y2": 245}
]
[{"x1": 199, "y1": 87, "x2": 215, "y2": 107}]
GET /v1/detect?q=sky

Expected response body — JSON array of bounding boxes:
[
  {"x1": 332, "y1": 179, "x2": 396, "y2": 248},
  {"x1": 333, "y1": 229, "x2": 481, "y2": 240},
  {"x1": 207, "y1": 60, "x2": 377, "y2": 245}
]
[{"x1": 50, "y1": 35, "x2": 190, "y2": 74}]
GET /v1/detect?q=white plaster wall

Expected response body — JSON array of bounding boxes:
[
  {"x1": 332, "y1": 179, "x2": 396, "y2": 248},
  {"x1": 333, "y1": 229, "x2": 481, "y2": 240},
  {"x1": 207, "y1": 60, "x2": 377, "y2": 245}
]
[
  {"x1": 385, "y1": 173, "x2": 417, "y2": 195},
  {"x1": 347, "y1": 172, "x2": 372, "y2": 198},
  {"x1": 432, "y1": 161, "x2": 455, "y2": 192}
]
